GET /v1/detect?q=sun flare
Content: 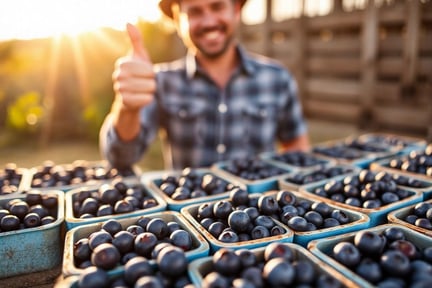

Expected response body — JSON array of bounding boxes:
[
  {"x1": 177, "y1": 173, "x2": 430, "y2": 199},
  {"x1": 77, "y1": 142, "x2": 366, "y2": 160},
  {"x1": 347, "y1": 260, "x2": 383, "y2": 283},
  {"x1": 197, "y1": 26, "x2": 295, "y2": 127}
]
[{"x1": 0, "y1": 0, "x2": 161, "y2": 41}]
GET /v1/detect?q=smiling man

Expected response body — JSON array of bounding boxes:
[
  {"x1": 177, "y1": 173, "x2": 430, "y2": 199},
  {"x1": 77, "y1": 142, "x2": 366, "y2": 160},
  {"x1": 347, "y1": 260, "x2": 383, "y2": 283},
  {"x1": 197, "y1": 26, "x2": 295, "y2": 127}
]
[{"x1": 100, "y1": 0, "x2": 310, "y2": 170}]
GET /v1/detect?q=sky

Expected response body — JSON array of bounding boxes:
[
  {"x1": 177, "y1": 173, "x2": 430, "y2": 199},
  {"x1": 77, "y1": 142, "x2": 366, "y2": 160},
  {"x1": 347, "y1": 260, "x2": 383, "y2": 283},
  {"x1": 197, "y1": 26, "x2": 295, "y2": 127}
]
[{"x1": 0, "y1": 0, "x2": 335, "y2": 41}]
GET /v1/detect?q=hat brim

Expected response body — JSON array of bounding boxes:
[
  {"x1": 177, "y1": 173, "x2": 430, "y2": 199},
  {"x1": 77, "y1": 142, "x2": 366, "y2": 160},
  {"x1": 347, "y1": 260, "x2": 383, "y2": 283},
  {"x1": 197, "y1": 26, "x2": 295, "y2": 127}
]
[{"x1": 159, "y1": 0, "x2": 248, "y2": 19}]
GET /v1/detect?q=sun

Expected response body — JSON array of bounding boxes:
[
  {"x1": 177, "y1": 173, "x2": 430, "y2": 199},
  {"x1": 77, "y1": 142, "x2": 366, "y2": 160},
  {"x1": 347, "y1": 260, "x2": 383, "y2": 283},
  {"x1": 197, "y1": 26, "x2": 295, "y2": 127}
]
[{"x1": 0, "y1": 0, "x2": 162, "y2": 41}]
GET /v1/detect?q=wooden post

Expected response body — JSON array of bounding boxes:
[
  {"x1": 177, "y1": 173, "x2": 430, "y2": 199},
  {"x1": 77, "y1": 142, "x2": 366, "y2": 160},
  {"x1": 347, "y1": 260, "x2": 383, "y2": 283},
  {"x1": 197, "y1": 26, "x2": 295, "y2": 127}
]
[
  {"x1": 360, "y1": 0, "x2": 378, "y2": 129},
  {"x1": 400, "y1": 0, "x2": 420, "y2": 100},
  {"x1": 264, "y1": 0, "x2": 273, "y2": 57}
]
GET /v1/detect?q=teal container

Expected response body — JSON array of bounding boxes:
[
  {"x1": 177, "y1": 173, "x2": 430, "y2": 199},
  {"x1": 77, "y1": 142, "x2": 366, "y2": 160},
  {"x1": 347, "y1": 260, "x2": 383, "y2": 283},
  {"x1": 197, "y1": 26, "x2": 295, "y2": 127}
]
[
  {"x1": 259, "y1": 150, "x2": 336, "y2": 172},
  {"x1": 210, "y1": 159, "x2": 291, "y2": 193},
  {"x1": 278, "y1": 164, "x2": 360, "y2": 193},
  {"x1": 180, "y1": 198, "x2": 294, "y2": 254},
  {"x1": 351, "y1": 132, "x2": 427, "y2": 155},
  {"x1": 311, "y1": 138, "x2": 397, "y2": 169},
  {"x1": 188, "y1": 243, "x2": 361, "y2": 288},
  {"x1": 142, "y1": 169, "x2": 245, "y2": 212},
  {"x1": 300, "y1": 172, "x2": 423, "y2": 227},
  {"x1": 64, "y1": 179, "x2": 167, "y2": 230},
  {"x1": 29, "y1": 160, "x2": 141, "y2": 193},
  {"x1": 62, "y1": 211, "x2": 209, "y2": 277},
  {"x1": 263, "y1": 190, "x2": 370, "y2": 247},
  {"x1": 0, "y1": 191, "x2": 65, "y2": 278},
  {"x1": 387, "y1": 199, "x2": 432, "y2": 237},
  {"x1": 308, "y1": 224, "x2": 432, "y2": 288}
]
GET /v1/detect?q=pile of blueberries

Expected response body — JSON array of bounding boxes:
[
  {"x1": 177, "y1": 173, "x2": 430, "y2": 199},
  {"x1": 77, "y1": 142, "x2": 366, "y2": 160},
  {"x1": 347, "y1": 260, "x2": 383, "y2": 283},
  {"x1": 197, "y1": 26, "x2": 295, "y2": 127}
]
[
  {"x1": 0, "y1": 163, "x2": 25, "y2": 196},
  {"x1": 402, "y1": 201, "x2": 432, "y2": 230},
  {"x1": 284, "y1": 165, "x2": 356, "y2": 185},
  {"x1": 77, "y1": 244, "x2": 193, "y2": 288},
  {"x1": 269, "y1": 151, "x2": 328, "y2": 168},
  {"x1": 30, "y1": 160, "x2": 136, "y2": 188},
  {"x1": 0, "y1": 190, "x2": 58, "y2": 232},
  {"x1": 221, "y1": 157, "x2": 289, "y2": 181},
  {"x1": 308, "y1": 170, "x2": 416, "y2": 209},
  {"x1": 330, "y1": 226, "x2": 432, "y2": 286},
  {"x1": 156, "y1": 168, "x2": 235, "y2": 200},
  {"x1": 387, "y1": 145, "x2": 432, "y2": 176},
  {"x1": 71, "y1": 178, "x2": 159, "y2": 219},
  {"x1": 202, "y1": 243, "x2": 345, "y2": 288},
  {"x1": 73, "y1": 216, "x2": 195, "y2": 272}
]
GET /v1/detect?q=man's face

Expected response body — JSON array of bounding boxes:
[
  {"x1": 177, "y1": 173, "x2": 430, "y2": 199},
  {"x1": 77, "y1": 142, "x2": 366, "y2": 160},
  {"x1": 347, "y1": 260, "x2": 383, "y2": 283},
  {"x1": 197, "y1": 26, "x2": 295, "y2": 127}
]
[{"x1": 174, "y1": 0, "x2": 241, "y2": 59}]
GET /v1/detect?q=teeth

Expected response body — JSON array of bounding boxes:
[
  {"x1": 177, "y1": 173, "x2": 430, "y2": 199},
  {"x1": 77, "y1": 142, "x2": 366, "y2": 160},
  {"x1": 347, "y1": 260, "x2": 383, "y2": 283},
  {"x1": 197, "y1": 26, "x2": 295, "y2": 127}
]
[{"x1": 204, "y1": 31, "x2": 219, "y2": 40}]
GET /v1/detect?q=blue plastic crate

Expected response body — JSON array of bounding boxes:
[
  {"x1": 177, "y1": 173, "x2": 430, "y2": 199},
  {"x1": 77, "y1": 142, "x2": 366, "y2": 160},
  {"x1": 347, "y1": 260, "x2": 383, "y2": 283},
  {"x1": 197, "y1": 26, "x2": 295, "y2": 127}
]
[
  {"x1": 308, "y1": 224, "x2": 432, "y2": 288},
  {"x1": 263, "y1": 190, "x2": 370, "y2": 247},
  {"x1": 141, "y1": 169, "x2": 245, "y2": 212},
  {"x1": 0, "y1": 190, "x2": 64, "y2": 278},
  {"x1": 387, "y1": 199, "x2": 432, "y2": 237},
  {"x1": 62, "y1": 211, "x2": 209, "y2": 277},
  {"x1": 65, "y1": 179, "x2": 167, "y2": 230},
  {"x1": 29, "y1": 160, "x2": 141, "y2": 192},
  {"x1": 300, "y1": 171, "x2": 423, "y2": 227},
  {"x1": 180, "y1": 197, "x2": 294, "y2": 254},
  {"x1": 188, "y1": 243, "x2": 361, "y2": 288},
  {"x1": 210, "y1": 159, "x2": 291, "y2": 193},
  {"x1": 259, "y1": 150, "x2": 336, "y2": 172},
  {"x1": 278, "y1": 164, "x2": 360, "y2": 193}
]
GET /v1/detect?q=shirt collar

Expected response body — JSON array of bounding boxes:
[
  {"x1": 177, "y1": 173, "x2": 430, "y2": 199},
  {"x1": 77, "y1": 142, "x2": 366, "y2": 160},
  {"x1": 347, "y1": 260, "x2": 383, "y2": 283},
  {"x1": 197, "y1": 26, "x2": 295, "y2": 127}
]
[{"x1": 185, "y1": 45, "x2": 256, "y2": 80}]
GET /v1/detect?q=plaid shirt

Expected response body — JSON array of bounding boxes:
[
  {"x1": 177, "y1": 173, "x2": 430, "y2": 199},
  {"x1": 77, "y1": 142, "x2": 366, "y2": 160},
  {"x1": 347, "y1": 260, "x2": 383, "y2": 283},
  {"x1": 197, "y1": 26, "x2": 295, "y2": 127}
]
[{"x1": 101, "y1": 45, "x2": 307, "y2": 170}]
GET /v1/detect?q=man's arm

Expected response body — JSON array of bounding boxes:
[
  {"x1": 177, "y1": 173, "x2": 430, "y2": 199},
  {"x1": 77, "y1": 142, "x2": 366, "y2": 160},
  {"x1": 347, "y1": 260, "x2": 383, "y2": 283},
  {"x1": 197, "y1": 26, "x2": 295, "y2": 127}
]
[{"x1": 279, "y1": 133, "x2": 310, "y2": 152}]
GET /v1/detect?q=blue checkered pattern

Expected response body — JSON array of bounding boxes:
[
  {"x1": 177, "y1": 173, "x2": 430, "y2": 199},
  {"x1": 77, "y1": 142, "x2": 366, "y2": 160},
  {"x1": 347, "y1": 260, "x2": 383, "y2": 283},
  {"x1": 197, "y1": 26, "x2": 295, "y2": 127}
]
[{"x1": 101, "y1": 45, "x2": 307, "y2": 170}]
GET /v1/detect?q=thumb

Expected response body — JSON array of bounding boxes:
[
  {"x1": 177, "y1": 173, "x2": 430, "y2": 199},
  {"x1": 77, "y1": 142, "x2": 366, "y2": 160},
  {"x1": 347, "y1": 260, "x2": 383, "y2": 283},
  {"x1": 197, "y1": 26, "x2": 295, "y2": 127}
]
[{"x1": 126, "y1": 23, "x2": 150, "y2": 61}]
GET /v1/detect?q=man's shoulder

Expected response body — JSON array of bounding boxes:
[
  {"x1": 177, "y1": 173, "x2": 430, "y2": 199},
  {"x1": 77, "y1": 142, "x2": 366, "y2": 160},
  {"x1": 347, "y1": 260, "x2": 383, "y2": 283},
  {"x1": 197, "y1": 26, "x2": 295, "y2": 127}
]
[
  {"x1": 245, "y1": 51, "x2": 291, "y2": 74},
  {"x1": 154, "y1": 58, "x2": 186, "y2": 73}
]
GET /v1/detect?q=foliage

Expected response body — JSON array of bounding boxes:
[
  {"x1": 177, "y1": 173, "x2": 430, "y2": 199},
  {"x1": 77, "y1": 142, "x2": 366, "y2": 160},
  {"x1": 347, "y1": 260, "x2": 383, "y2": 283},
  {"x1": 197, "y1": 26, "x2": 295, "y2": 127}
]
[
  {"x1": 0, "y1": 20, "x2": 182, "y2": 144},
  {"x1": 6, "y1": 91, "x2": 44, "y2": 134}
]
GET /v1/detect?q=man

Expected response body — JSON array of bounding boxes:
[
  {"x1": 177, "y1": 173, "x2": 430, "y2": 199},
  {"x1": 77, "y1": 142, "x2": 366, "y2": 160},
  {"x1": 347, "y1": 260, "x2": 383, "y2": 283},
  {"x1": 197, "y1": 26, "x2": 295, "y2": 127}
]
[{"x1": 99, "y1": 0, "x2": 310, "y2": 170}]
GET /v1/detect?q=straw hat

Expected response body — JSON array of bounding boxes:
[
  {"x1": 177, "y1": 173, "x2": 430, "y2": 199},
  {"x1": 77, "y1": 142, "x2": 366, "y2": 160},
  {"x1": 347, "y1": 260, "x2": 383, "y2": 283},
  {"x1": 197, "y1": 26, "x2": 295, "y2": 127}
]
[{"x1": 159, "y1": 0, "x2": 248, "y2": 19}]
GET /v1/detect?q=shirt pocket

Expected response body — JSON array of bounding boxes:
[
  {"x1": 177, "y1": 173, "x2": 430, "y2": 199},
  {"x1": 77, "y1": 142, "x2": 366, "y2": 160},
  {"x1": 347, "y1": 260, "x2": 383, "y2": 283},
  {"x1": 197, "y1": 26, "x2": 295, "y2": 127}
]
[
  {"x1": 164, "y1": 103, "x2": 207, "y2": 145},
  {"x1": 242, "y1": 104, "x2": 278, "y2": 148}
]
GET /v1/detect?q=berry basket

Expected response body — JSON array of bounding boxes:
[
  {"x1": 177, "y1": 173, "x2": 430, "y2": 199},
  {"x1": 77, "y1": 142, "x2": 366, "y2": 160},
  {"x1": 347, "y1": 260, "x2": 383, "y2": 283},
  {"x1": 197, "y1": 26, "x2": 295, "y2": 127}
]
[
  {"x1": 300, "y1": 170, "x2": 423, "y2": 226},
  {"x1": 188, "y1": 243, "x2": 360, "y2": 287},
  {"x1": 62, "y1": 210, "x2": 209, "y2": 277},
  {"x1": 387, "y1": 199, "x2": 432, "y2": 237},
  {"x1": 0, "y1": 190, "x2": 64, "y2": 278},
  {"x1": 278, "y1": 164, "x2": 360, "y2": 192},
  {"x1": 142, "y1": 168, "x2": 246, "y2": 212},
  {"x1": 370, "y1": 144, "x2": 432, "y2": 185},
  {"x1": 259, "y1": 150, "x2": 336, "y2": 172},
  {"x1": 0, "y1": 163, "x2": 32, "y2": 197},
  {"x1": 308, "y1": 224, "x2": 432, "y2": 288},
  {"x1": 349, "y1": 132, "x2": 427, "y2": 155},
  {"x1": 311, "y1": 138, "x2": 398, "y2": 169},
  {"x1": 262, "y1": 190, "x2": 370, "y2": 247},
  {"x1": 28, "y1": 160, "x2": 141, "y2": 192},
  {"x1": 180, "y1": 194, "x2": 294, "y2": 254},
  {"x1": 210, "y1": 157, "x2": 292, "y2": 193},
  {"x1": 64, "y1": 178, "x2": 166, "y2": 230}
]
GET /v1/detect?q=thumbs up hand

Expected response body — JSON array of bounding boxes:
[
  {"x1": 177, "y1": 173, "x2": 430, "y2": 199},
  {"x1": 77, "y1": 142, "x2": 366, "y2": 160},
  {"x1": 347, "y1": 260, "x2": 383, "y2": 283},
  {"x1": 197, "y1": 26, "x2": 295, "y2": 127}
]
[{"x1": 112, "y1": 23, "x2": 155, "y2": 112}]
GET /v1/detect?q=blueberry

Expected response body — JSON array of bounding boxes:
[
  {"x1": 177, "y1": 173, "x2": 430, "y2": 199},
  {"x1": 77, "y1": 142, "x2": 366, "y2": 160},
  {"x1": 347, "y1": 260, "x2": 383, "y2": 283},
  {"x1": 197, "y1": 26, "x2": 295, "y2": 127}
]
[
  {"x1": 257, "y1": 195, "x2": 279, "y2": 216},
  {"x1": 213, "y1": 200, "x2": 233, "y2": 219},
  {"x1": 88, "y1": 230, "x2": 113, "y2": 250},
  {"x1": 287, "y1": 216, "x2": 308, "y2": 231},
  {"x1": 276, "y1": 190, "x2": 297, "y2": 206},
  {"x1": 208, "y1": 221, "x2": 226, "y2": 238},
  {"x1": 134, "y1": 276, "x2": 163, "y2": 288},
  {"x1": 124, "y1": 256, "x2": 154, "y2": 285},
  {"x1": 78, "y1": 266, "x2": 109, "y2": 288},
  {"x1": 250, "y1": 225, "x2": 270, "y2": 239},
  {"x1": 218, "y1": 230, "x2": 239, "y2": 243},
  {"x1": 23, "y1": 212, "x2": 41, "y2": 228},
  {"x1": 101, "y1": 219, "x2": 123, "y2": 236},
  {"x1": 354, "y1": 230, "x2": 386, "y2": 255},
  {"x1": 355, "y1": 258, "x2": 382, "y2": 283},
  {"x1": 380, "y1": 250, "x2": 410, "y2": 276},
  {"x1": 146, "y1": 218, "x2": 169, "y2": 239},
  {"x1": 264, "y1": 242, "x2": 294, "y2": 262},
  {"x1": 134, "y1": 232, "x2": 158, "y2": 258},
  {"x1": 293, "y1": 259, "x2": 315, "y2": 284},
  {"x1": 332, "y1": 242, "x2": 361, "y2": 268},
  {"x1": 331, "y1": 210, "x2": 349, "y2": 225},
  {"x1": 112, "y1": 231, "x2": 135, "y2": 254},
  {"x1": 170, "y1": 229, "x2": 192, "y2": 251},
  {"x1": 91, "y1": 243, "x2": 120, "y2": 270},
  {"x1": 202, "y1": 271, "x2": 230, "y2": 288},
  {"x1": 228, "y1": 210, "x2": 251, "y2": 233},
  {"x1": 263, "y1": 258, "x2": 295, "y2": 286},
  {"x1": 157, "y1": 246, "x2": 187, "y2": 278},
  {"x1": 229, "y1": 187, "x2": 249, "y2": 206},
  {"x1": 213, "y1": 248, "x2": 242, "y2": 277}
]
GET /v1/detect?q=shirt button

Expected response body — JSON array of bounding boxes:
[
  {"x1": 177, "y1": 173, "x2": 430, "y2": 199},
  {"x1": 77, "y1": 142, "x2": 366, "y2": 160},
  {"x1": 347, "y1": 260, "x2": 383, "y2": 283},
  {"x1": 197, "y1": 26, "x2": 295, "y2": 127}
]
[
  {"x1": 218, "y1": 103, "x2": 227, "y2": 114},
  {"x1": 216, "y1": 144, "x2": 226, "y2": 154}
]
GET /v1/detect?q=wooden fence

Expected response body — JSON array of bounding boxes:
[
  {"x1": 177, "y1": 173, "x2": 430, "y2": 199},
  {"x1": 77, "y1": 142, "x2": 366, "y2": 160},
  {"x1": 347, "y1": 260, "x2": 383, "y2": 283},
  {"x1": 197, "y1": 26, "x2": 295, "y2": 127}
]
[{"x1": 239, "y1": 0, "x2": 432, "y2": 139}]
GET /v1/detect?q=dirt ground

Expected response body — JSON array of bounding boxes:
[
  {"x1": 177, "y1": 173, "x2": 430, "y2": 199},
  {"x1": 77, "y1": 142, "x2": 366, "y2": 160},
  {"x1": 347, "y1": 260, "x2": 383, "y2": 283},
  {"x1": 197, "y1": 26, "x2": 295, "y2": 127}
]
[{"x1": 0, "y1": 119, "x2": 426, "y2": 287}]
